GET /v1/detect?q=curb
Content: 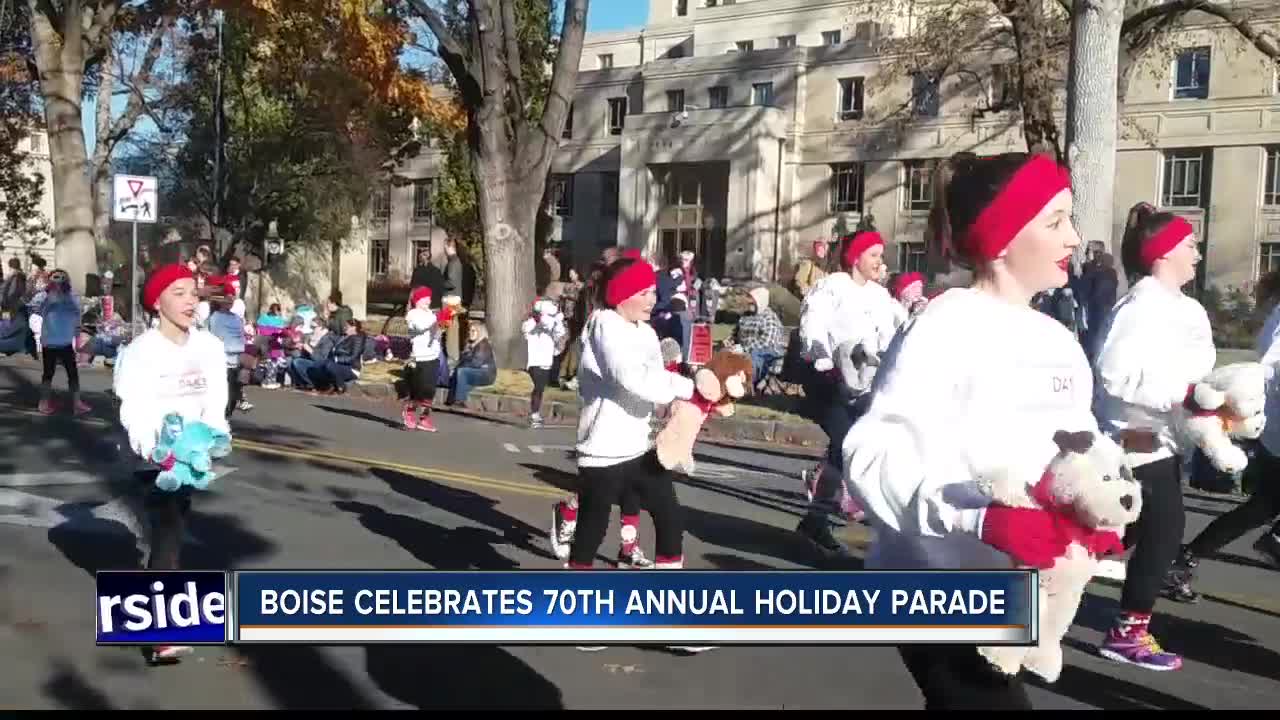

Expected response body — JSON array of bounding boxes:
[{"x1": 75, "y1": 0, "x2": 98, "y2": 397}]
[{"x1": 345, "y1": 379, "x2": 828, "y2": 450}]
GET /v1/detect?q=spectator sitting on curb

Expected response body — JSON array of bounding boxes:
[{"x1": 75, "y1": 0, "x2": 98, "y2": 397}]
[
  {"x1": 289, "y1": 324, "x2": 335, "y2": 391},
  {"x1": 447, "y1": 321, "x2": 497, "y2": 406}
]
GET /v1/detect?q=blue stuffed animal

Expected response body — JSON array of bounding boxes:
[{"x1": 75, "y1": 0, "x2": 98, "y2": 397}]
[{"x1": 149, "y1": 413, "x2": 233, "y2": 492}]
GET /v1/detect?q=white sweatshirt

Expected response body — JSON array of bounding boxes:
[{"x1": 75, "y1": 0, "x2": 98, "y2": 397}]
[
  {"x1": 842, "y1": 289, "x2": 1101, "y2": 571},
  {"x1": 1092, "y1": 276, "x2": 1216, "y2": 467},
  {"x1": 522, "y1": 305, "x2": 567, "y2": 370},
  {"x1": 576, "y1": 309, "x2": 695, "y2": 468},
  {"x1": 406, "y1": 308, "x2": 442, "y2": 362},
  {"x1": 799, "y1": 272, "x2": 900, "y2": 371},
  {"x1": 1254, "y1": 302, "x2": 1280, "y2": 457},
  {"x1": 116, "y1": 328, "x2": 231, "y2": 462}
]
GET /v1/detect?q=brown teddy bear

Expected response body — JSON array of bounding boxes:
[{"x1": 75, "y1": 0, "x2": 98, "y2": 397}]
[{"x1": 655, "y1": 351, "x2": 754, "y2": 474}]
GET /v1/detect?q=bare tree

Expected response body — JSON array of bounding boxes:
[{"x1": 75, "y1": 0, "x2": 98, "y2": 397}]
[{"x1": 405, "y1": 0, "x2": 588, "y2": 367}]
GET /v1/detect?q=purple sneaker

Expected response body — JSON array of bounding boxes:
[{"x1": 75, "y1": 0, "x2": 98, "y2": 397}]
[{"x1": 1098, "y1": 629, "x2": 1182, "y2": 671}]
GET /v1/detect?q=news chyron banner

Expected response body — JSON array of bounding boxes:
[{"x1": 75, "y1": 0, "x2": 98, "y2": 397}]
[{"x1": 97, "y1": 570, "x2": 1037, "y2": 646}]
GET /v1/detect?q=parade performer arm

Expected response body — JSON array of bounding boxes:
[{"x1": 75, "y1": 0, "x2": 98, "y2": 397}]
[
  {"x1": 595, "y1": 312, "x2": 693, "y2": 405},
  {"x1": 117, "y1": 344, "x2": 163, "y2": 460},
  {"x1": 798, "y1": 280, "x2": 837, "y2": 371},
  {"x1": 1095, "y1": 294, "x2": 1211, "y2": 417}
]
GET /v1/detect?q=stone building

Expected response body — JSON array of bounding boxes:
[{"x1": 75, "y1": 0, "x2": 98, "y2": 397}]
[{"x1": 1, "y1": 128, "x2": 56, "y2": 268}]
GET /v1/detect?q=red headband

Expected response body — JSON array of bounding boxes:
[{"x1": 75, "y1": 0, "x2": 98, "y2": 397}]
[
  {"x1": 961, "y1": 154, "x2": 1072, "y2": 262},
  {"x1": 843, "y1": 231, "x2": 883, "y2": 268},
  {"x1": 410, "y1": 286, "x2": 432, "y2": 307},
  {"x1": 1139, "y1": 216, "x2": 1194, "y2": 270},
  {"x1": 892, "y1": 272, "x2": 925, "y2": 298},
  {"x1": 606, "y1": 261, "x2": 657, "y2": 307},
  {"x1": 143, "y1": 264, "x2": 194, "y2": 311},
  {"x1": 621, "y1": 249, "x2": 643, "y2": 261}
]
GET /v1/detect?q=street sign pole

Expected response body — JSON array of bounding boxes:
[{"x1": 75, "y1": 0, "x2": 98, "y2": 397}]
[
  {"x1": 131, "y1": 220, "x2": 139, "y2": 325},
  {"x1": 112, "y1": 173, "x2": 158, "y2": 330}
]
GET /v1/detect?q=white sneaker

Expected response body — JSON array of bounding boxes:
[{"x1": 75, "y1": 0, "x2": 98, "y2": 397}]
[
  {"x1": 617, "y1": 546, "x2": 654, "y2": 569},
  {"x1": 575, "y1": 646, "x2": 608, "y2": 652},
  {"x1": 667, "y1": 646, "x2": 718, "y2": 654},
  {"x1": 550, "y1": 503, "x2": 574, "y2": 560}
]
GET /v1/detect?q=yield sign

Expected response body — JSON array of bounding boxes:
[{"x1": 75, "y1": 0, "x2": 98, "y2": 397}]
[{"x1": 127, "y1": 180, "x2": 144, "y2": 197}]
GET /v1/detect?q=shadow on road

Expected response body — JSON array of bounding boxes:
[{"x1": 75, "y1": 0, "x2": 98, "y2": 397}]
[
  {"x1": 1073, "y1": 591, "x2": 1280, "y2": 684},
  {"x1": 682, "y1": 503, "x2": 860, "y2": 570},
  {"x1": 335, "y1": 500, "x2": 519, "y2": 569},
  {"x1": 234, "y1": 645, "x2": 377, "y2": 710},
  {"x1": 42, "y1": 660, "x2": 118, "y2": 710},
  {"x1": 1028, "y1": 659, "x2": 1209, "y2": 710},
  {"x1": 312, "y1": 404, "x2": 400, "y2": 429},
  {"x1": 369, "y1": 468, "x2": 556, "y2": 561},
  {"x1": 364, "y1": 645, "x2": 564, "y2": 709}
]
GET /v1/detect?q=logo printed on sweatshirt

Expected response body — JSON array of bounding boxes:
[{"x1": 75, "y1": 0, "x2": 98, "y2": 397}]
[{"x1": 174, "y1": 368, "x2": 209, "y2": 395}]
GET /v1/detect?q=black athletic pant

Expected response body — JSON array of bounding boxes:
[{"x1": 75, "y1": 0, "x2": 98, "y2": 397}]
[
  {"x1": 528, "y1": 367, "x2": 550, "y2": 416},
  {"x1": 137, "y1": 470, "x2": 192, "y2": 571},
  {"x1": 898, "y1": 645, "x2": 1033, "y2": 710},
  {"x1": 569, "y1": 450, "x2": 682, "y2": 566},
  {"x1": 802, "y1": 369, "x2": 868, "y2": 518},
  {"x1": 1120, "y1": 456, "x2": 1185, "y2": 613},
  {"x1": 225, "y1": 367, "x2": 242, "y2": 420},
  {"x1": 1187, "y1": 447, "x2": 1280, "y2": 556},
  {"x1": 408, "y1": 359, "x2": 440, "y2": 403},
  {"x1": 41, "y1": 345, "x2": 79, "y2": 392}
]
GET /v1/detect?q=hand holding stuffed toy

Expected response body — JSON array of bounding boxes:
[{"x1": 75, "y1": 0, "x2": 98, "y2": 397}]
[
  {"x1": 977, "y1": 430, "x2": 1141, "y2": 683},
  {"x1": 1175, "y1": 362, "x2": 1267, "y2": 474},
  {"x1": 655, "y1": 351, "x2": 754, "y2": 474},
  {"x1": 150, "y1": 413, "x2": 233, "y2": 492}
]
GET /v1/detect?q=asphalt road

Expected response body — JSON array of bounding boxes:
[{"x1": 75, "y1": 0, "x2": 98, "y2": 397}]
[{"x1": 0, "y1": 357, "x2": 1278, "y2": 710}]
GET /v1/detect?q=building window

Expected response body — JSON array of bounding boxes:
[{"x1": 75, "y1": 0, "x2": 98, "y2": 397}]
[
  {"x1": 736, "y1": 40, "x2": 754, "y2": 53},
  {"x1": 822, "y1": 30, "x2": 842, "y2": 46},
  {"x1": 562, "y1": 103, "x2": 574, "y2": 139},
  {"x1": 668, "y1": 44, "x2": 685, "y2": 59},
  {"x1": 675, "y1": 0, "x2": 688, "y2": 16},
  {"x1": 1264, "y1": 147, "x2": 1280, "y2": 206},
  {"x1": 667, "y1": 89, "x2": 685, "y2": 113},
  {"x1": 708, "y1": 85, "x2": 729, "y2": 109},
  {"x1": 838, "y1": 77, "x2": 864, "y2": 120},
  {"x1": 598, "y1": 54, "x2": 613, "y2": 70},
  {"x1": 602, "y1": 173, "x2": 619, "y2": 216},
  {"x1": 903, "y1": 161, "x2": 933, "y2": 212},
  {"x1": 369, "y1": 238, "x2": 389, "y2": 276},
  {"x1": 1174, "y1": 46, "x2": 1210, "y2": 99},
  {"x1": 371, "y1": 185, "x2": 391, "y2": 221},
  {"x1": 549, "y1": 174, "x2": 574, "y2": 216},
  {"x1": 1162, "y1": 149, "x2": 1207, "y2": 207},
  {"x1": 608, "y1": 97, "x2": 627, "y2": 135},
  {"x1": 830, "y1": 163, "x2": 864, "y2": 213},
  {"x1": 912, "y1": 72, "x2": 940, "y2": 118},
  {"x1": 1261, "y1": 243, "x2": 1280, "y2": 279},
  {"x1": 990, "y1": 64, "x2": 1014, "y2": 107},
  {"x1": 752, "y1": 82, "x2": 774, "y2": 107},
  {"x1": 706, "y1": 0, "x2": 718, "y2": 6},
  {"x1": 777, "y1": 35, "x2": 796, "y2": 49},
  {"x1": 29, "y1": 133, "x2": 45, "y2": 154},
  {"x1": 897, "y1": 242, "x2": 927, "y2": 274},
  {"x1": 412, "y1": 179, "x2": 434, "y2": 224}
]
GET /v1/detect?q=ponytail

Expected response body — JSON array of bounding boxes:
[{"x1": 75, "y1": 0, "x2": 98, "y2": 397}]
[{"x1": 1120, "y1": 201, "x2": 1180, "y2": 279}]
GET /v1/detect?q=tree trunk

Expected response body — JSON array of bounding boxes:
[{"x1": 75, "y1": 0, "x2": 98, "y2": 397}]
[
  {"x1": 1065, "y1": 0, "x2": 1124, "y2": 275},
  {"x1": 1000, "y1": 0, "x2": 1065, "y2": 160},
  {"x1": 29, "y1": 10, "x2": 96, "y2": 295},
  {"x1": 91, "y1": 38, "x2": 114, "y2": 252},
  {"x1": 474, "y1": 156, "x2": 537, "y2": 369}
]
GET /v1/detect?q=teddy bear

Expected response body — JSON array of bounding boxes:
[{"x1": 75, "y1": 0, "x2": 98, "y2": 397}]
[
  {"x1": 976, "y1": 429, "x2": 1142, "y2": 683},
  {"x1": 1174, "y1": 362, "x2": 1267, "y2": 475},
  {"x1": 655, "y1": 351, "x2": 754, "y2": 474},
  {"x1": 834, "y1": 337, "x2": 880, "y2": 396},
  {"x1": 150, "y1": 413, "x2": 233, "y2": 492}
]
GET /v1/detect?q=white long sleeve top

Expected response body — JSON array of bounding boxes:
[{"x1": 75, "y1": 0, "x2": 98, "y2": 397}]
[
  {"x1": 576, "y1": 309, "x2": 695, "y2": 468},
  {"x1": 799, "y1": 272, "x2": 900, "y2": 370},
  {"x1": 1254, "y1": 302, "x2": 1280, "y2": 457},
  {"x1": 1092, "y1": 276, "x2": 1216, "y2": 467},
  {"x1": 842, "y1": 288, "x2": 1101, "y2": 571},
  {"x1": 406, "y1": 308, "x2": 442, "y2": 362},
  {"x1": 522, "y1": 304, "x2": 567, "y2": 370},
  {"x1": 116, "y1": 328, "x2": 230, "y2": 463}
]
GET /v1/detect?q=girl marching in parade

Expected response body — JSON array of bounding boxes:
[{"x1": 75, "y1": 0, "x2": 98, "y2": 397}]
[
  {"x1": 1091, "y1": 202, "x2": 1216, "y2": 671},
  {"x1": 796, "y1": 230, "x2": 900, "y2": 557},
  {"x1": 844, "y1": 151, "x2": 1093, "y2": 709},
  {"x1": 403, "y1": 286, "x2": 453, "y2": 432},
  {"x1": 116, "y1": 263, "x2": 231, "y2": 666}
]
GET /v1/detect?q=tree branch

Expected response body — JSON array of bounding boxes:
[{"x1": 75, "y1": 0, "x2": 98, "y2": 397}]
[
  {"x1": 520, "y1": 0, "x2": 587, "y2": 177},
  {"x1": 102, "y1": 14, "x2": 171, "y2": 151},
  {"x1": 1123, "y1": 1, "x2": 1280, "y2": 60},
  {"x1": 82, "y1": 0, "x2": 119, "y2": 56},
  {"x1": 404, "y1": 0, "x2": 480, "y2": 105}
]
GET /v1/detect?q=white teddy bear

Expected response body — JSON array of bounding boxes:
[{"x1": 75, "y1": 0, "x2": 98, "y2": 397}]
[
  {"x1": 977, "y1": 429, "x2": 1143, "y2": 683},
  {"x1": 834, "y1": 337, "x2": 880, "y2": 397},
  {"x1": 1177, "y1": 362, "x2": 1268, "y2": 475}
]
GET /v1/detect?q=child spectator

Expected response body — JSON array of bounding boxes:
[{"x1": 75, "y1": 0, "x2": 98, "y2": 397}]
[
  {"x1": 36, "y1": 269, "x2": 88, "y2": 416},
  {"x1": 522, "y1": 298, "x2": 566, "y2": 429},
  {"x1": 206, "y1": 295, "x2": 247, "y2": 419}
]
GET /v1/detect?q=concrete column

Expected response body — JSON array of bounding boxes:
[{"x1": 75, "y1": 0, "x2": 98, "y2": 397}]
[{"x1": 1206, "y1": 145, "x2": 1264, "y2": 290}]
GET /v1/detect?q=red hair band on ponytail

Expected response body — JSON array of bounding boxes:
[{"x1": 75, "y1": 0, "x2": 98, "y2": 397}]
[
  {"x1": 961, "y1": 154, "x2": 1072, "y2": 262},
  {"x1": 1139, "y1": 216, "x2": 1194, "y2": 271}
]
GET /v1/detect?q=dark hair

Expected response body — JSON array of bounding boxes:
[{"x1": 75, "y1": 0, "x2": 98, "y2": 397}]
[
  {"x1": 7, "y1": 257, "x2": 20, "y2": 270},
  {"x1": 269, "y1": 303, "x2": 281, "y2": 315},
  {"x1": 1120, "y1": 201, "x2": 1181, "y2": 279},
  {"x1": 929, "y1": 152, "x2": 1043, "y2": 269},
  {"x1": 600, "y1": 257, "x2": 643, "y2": 309},
  {"x1": 30, "y1": 255, "x2": 46, "y2": 269},
  {"x1": 345, "y1": 318, "x2": 363, "y2": 333},
  {"x1": 329, "y1": 290, "x2": 343, "y2": 305}
]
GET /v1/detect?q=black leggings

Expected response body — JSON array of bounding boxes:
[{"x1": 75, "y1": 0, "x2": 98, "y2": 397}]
[
  {"x1": 528, "y1": 367, "x2": 550, "y2": 415},
  {"x1": 408, "y1": 359, "x2": 439, "y2": 403},
  {"x1": 225, "y1": 367, "x2": 242, "y2": 420},
  {"x1": 898, "y1": 645, "x2": 1032, "y2": 710},
  {"x1": 1121, "y1": 456, "x2": 1185, "y2": 613},
  {"x1": 137, "y1": 470, "x2": 192, "y2": 571},
  {"x1": 1187, "y1": 447, "x2": 1280, "y2": 556},
  {"x1": 569, "y1": 450, "x2": 682, "y2": 566},
  {"x1": 803, "y1": 370, "x2": 868, "y2": 518},
  {"x1": 42, "y1": 345, "x2": 79, "y2": 392}
]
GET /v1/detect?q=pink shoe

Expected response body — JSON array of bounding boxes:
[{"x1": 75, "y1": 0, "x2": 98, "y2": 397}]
[
  {"x1": 37, "y1": 399, "x2": 55, "y2": 415},
  {"x1": 416, "y1": 415, "x2": 437, "y2": 433},
  {"x1": 73, "y1": 400, "x2": 91, "y2": 416},
  {"x1": 401, "y1": 406, "x2": 417, "y2": 430}
]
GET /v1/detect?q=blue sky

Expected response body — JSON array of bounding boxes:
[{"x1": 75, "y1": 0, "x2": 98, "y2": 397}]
[{"x1": 86, "y1": 2, "x2": 651, "y2": 157}]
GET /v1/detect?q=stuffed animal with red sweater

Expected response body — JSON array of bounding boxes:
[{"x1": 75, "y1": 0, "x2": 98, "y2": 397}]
[{"x1": 655, "y1": 351, "x2": 753, "y2": 474}]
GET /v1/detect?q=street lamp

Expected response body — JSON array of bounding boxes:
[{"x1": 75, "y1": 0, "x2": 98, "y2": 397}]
[{"x1": 212, "y1": 9, "x2": 225, "y2": 252}]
